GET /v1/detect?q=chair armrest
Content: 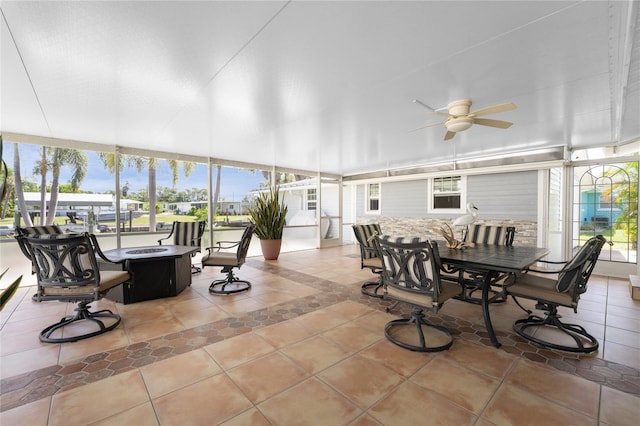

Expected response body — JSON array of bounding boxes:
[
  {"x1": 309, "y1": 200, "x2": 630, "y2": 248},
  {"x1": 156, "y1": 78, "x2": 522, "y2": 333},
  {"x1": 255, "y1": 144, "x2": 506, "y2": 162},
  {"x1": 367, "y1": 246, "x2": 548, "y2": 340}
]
[
  {"x1": 88, "y1": 234, "x2": 126, "y2": 266},
  {"x1": 524, "y1": 267, "x2": 562, "y2": 275},
  {"x1": 205, "y1": 240, "x2": 240, "y2": 253},
  {"x1": 157, "y1": 234, "x2": 172, "y2": 245},
  {"x1": 537, "y1": 259, "x2": 567, "y2": 265},
  {"x1": 522, "y1": 258, "x2": 568, "y2": 275},
  {"x1": 16, "y1": 236, "x2": 33, "y2": 262}
]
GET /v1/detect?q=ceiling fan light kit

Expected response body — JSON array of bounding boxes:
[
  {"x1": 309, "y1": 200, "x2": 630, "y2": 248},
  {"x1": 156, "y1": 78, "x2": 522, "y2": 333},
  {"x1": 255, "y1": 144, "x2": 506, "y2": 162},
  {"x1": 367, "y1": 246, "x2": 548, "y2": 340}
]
[{"x1": 445, "y1": 116, "x2": 473, "y2": 133}]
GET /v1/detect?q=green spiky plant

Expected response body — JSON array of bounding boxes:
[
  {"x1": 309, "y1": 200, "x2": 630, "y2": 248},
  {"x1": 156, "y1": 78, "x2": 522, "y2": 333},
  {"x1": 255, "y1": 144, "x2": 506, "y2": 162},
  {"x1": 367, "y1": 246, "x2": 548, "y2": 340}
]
[
  {"x1": 0, "y1": 134, "x2": 9, "y2": 218},
  {"x1": 247, "y1": 186, "x2": 288, "y2": 240},
  {"x1": 0, "y1": 269, "x2": 21, "y2": 311},
  {"x1": 0, "y1": 136, "x2": 22, "y2": 310}
]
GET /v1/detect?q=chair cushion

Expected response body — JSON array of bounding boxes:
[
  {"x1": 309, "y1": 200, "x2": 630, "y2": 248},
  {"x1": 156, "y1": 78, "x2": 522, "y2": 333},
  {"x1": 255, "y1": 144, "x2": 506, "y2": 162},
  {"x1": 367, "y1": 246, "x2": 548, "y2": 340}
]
[
  {"x1": 352, "y1": 224, "x2": 382, "y2": 258},
  {"x1": 19, "y1": 225, "x2": 64, "y2": 235},
  {"x1": 508, "y1": 273, "x2": 576, "y2": 308},
  {"x1": 202, "y1": 252, "x2": 242, "y2": 267},
  {"x1": 43, "y1": 285, "x2": 98, "y2": 297},
  {"x1": 380, "y1": 235, "x2": 428, "y2": 244},
  {"x1": 555, "y1": 237, "x2": 602, "y2": 293},
  {"x1": 468, "y1": 225, "x2": 510, "y2": 245},
  {"x1": 386, "y1": 280, "x2": 461, "y2": 309},
  {"x1": 362, "y1": 257, "x2": 382, "y2": 270},
  {"x1": 172, "y1": 221, "x2": 203, "y2": 247},
  {"x1": 99, "y1": 270, "x2": 131, "y2": 292}
]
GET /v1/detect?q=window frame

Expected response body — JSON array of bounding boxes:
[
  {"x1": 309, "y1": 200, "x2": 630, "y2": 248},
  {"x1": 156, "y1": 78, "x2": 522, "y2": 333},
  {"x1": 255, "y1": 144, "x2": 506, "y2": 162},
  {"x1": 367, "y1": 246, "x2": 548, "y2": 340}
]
[
  {"x1": 306, "y1": 188, "x2": 317, "y2": 210},
  {"x1": 427, "y1": 175, "x2": 467, "y2": 214},
  {"x1": 365, "y1": 182, "x2": 381, "y2": 215}
]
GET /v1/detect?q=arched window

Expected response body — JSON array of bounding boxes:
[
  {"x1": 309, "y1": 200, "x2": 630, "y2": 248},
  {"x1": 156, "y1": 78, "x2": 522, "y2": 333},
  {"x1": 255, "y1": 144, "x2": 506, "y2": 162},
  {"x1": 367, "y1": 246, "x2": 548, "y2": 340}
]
[{"x1": 574, "y1": 162, "x2": 638, "y2": 263}]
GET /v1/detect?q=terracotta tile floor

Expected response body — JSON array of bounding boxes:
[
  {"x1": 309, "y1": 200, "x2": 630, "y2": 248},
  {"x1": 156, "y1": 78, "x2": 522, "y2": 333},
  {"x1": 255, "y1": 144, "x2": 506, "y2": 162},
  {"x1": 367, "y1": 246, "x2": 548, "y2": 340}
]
[{"x1": 1, "y1": 244, "x2": 639, "y2": 425}]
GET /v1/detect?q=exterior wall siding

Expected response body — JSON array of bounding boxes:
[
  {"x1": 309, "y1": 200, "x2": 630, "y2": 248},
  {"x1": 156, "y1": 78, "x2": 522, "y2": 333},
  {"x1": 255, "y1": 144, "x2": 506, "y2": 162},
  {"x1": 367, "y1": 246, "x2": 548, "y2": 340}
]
[
  {"x1": 466, "y1": 171, "x2": 537, "y2": 220},
  {"x1": 380, "y1": 180, "x2": 429, "y2": 217},
  {"x1": 355, "y1": 170, "x2": 539, "y2": 246}
]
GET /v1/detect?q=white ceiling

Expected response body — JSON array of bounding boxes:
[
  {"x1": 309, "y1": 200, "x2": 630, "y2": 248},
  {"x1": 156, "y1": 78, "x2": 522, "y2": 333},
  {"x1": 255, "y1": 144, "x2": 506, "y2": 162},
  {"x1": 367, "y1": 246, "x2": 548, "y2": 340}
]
[{"x1": 1, "y1": 1, "x2": 639, "y2": 176}]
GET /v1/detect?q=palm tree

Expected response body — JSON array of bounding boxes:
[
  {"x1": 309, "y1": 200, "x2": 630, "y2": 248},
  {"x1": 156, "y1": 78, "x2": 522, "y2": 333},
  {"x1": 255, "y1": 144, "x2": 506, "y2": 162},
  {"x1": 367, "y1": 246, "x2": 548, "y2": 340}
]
[
  {"x1": 602, "y1": 162, "x2": 638, "y2": 246},
  {"x1": 0, "y1": 135, "x2": 11, "y2": 219},
  {"x1": 99, "y1": 153, "x2": 195, "y2": 232},
  {"x1": 211, "y1": 164, "x2": 222, "y2": 223},
  {"x1": 99, "y1": 152, "x2": 146, "y2": 226},
  {"x1": 12, "y1": 143, "x2": 33, "y2": 227},
  {"x1": 44, "y1": 148, "x2": 87, "y2": 225},
  {"x1": 1, "y1": 163, "x2": 15, "y2": 220}
]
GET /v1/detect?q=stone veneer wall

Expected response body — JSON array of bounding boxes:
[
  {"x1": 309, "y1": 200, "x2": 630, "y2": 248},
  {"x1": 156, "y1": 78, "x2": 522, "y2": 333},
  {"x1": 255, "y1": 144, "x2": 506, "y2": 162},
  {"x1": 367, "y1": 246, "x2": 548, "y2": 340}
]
[{"x1": 356, "y1": 216, "x2": 538, "y2": 246}]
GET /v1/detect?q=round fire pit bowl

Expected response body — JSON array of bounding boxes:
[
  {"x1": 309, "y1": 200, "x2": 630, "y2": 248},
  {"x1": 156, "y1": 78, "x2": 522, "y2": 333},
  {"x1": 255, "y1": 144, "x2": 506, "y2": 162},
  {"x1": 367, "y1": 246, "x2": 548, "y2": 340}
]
[{"x1": 125, "y1": 247, "x2": 168, "y2": 255}]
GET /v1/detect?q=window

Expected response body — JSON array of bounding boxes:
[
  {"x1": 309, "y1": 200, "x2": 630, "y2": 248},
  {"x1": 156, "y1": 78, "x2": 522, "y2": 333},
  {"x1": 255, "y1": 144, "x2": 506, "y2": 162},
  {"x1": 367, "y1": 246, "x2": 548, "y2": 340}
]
[
  {"x1": 431, "y1": 176, "x2": 464, "y2": 211},
  {"x1": 306, "y1": 188, "x2": 317, "y2": 210},
  {"x1": 574, "y1": 162, "x2": 638, "y2": 264},
  {"x1": 366, "y1": 183, "x2": 380, "y2": 213}
]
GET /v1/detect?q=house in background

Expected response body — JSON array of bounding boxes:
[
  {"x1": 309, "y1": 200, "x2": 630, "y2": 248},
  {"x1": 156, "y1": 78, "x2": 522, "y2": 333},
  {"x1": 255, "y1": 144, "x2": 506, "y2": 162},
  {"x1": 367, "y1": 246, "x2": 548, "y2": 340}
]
[
  {"x1": 19, "y1": 192, "x2": 144, "y2": 229},
  {"x1": 580, "y1": 189, "x2": 623, "y2": 230}
]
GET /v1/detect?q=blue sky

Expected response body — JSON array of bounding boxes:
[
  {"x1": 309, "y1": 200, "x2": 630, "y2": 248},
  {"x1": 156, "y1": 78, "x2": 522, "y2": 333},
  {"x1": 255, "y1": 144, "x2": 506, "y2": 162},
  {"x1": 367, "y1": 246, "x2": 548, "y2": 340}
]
[{"x1": 2, "y1": 142, "x2": 266, "y2": 201}]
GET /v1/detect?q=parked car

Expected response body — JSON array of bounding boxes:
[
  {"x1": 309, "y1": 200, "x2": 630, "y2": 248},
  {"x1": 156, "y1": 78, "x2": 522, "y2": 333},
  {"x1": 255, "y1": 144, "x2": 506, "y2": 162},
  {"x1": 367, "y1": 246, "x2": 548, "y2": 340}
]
[{"x1": 0, "y1": 226, "x2": 15, "y2": 236}]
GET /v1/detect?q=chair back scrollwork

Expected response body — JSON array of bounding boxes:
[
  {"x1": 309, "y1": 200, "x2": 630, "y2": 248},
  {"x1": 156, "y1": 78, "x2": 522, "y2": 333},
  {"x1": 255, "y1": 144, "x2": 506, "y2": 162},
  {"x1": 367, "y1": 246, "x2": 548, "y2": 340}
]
[
  {"x1": 24, "y1": 233, "x2": 101, "y2": 302},
  {"x1": 376, "y1": 237, "x2": 452, "y2": 309}
]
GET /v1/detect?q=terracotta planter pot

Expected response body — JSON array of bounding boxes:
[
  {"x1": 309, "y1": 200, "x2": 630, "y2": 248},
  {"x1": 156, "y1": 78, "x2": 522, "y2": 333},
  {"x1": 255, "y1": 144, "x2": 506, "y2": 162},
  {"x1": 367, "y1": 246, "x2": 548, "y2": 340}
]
[{"x1": 260, "y1": 239, "x2": 282, "y2": 260}]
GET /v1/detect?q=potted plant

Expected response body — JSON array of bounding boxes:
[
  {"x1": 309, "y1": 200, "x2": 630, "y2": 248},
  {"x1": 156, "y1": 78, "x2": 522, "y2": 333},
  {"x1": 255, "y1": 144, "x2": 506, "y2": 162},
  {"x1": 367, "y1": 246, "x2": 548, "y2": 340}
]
[{"x1": 247, "y1": 186, "x2": 288, "y2": 260}]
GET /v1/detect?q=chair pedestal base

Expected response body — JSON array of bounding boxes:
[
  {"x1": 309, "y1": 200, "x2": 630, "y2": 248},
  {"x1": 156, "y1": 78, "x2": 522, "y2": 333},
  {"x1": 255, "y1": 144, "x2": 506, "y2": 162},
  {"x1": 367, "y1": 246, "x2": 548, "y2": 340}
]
[
  {"x1": 361, "y1": 278, "x2": 383, "y2": 298},
  {"x1": 39, "y1": 301, "x2": 121, "y2": 343},
  {"x1": 384, "y1": 309, "x2": 453, "y2": 352},
  {"x1": 513, "y1": 312, "x2": 599, "y2": 353},
  {"x1": 209, "y1": 268, "x2": 251, "y2": 295}
]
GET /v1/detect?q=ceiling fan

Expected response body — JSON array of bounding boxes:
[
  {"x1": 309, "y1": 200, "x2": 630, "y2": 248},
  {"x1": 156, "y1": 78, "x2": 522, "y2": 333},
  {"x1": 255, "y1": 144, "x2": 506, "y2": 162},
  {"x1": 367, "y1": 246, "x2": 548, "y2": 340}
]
[{"x1": 414, "y1": 99, "x2": 516, "y2": 140}]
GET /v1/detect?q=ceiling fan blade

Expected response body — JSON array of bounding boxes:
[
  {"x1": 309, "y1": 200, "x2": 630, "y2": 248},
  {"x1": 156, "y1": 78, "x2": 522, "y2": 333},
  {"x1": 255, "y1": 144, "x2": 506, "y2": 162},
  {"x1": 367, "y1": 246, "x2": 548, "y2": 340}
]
[
  {"x1": 412, "y1": 99, "x2": 449, "y2": 117},
  {"x1": 411, "y1": 120, "x2": 446, "y2": 132},
  {"x1": 444, "y1": 130, "x2": 456, "y2": 140},
  {"x1": 470, "y1": 102, "x2": 516, "y2": 117},
  {"x1": 473, "y1": 118, "x2": 513, "y2": 129}
]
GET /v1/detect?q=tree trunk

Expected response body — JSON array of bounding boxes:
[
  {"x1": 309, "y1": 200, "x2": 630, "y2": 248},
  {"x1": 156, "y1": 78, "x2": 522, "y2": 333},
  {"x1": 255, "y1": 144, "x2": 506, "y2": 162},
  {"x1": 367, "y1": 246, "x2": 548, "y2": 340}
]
[
  {"x1": 212, "y1": 165, "x2": 221, "y2": 222},
  {"x1": 13, "y1": 143, "x2": 33, "y2": 227},
  {"x1": 39, "y1": 147, "x2": 48, "y2": 225},
  {"x1": 46, "y1": 148, "x2": 61, "y2": 226},
  {"x1": 148, "y1": 163, "x2": 156, "y2": 232}
]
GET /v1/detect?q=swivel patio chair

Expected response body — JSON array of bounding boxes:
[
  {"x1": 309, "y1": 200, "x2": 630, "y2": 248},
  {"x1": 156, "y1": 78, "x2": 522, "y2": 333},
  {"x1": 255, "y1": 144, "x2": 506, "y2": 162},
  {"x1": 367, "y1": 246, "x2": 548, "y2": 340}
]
[
  {"x1": 202, "y1": 224, "x2": 255, "y2": 295},
  {"x1": 352, "y1": 223, "x2": 383, "y2": 298},
  {"x1": 158, "y1": 220, "x2": 206, "y2": 273},
  {"x1": 17, "y1": 232, "x2": 131, "y2": 343},
  {"x1": 376, "y1": 237, "x2": 462, "y2": 352},
  {"x1": 442, "y1": 224, "x2": 516, "y2": 305},
  {"x1": 506, "y1": 235, "x2": 607, "y2": 353}
]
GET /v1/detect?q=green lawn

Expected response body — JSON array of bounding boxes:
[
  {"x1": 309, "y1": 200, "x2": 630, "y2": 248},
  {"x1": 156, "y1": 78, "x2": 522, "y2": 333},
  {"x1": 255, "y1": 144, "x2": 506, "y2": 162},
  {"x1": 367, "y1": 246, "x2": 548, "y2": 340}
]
[{"x1": 579, "y1": 228, "x2": 631, "y2": 244}]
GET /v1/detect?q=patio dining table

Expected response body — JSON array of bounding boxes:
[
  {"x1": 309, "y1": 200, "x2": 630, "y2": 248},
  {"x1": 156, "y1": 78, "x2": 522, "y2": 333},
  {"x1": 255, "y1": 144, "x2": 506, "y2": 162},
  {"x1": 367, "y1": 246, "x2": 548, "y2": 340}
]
[{"x1": 439, "y1": 243, "x2": 551, "y2": 348}]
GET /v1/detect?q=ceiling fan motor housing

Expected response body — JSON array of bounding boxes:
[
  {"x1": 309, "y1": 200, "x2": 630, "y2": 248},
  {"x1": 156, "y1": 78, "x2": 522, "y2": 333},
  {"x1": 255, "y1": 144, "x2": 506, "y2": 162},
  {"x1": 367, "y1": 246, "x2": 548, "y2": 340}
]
[{"x1": 447, "y1": 99, "x2": 472, "y2": 116}]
